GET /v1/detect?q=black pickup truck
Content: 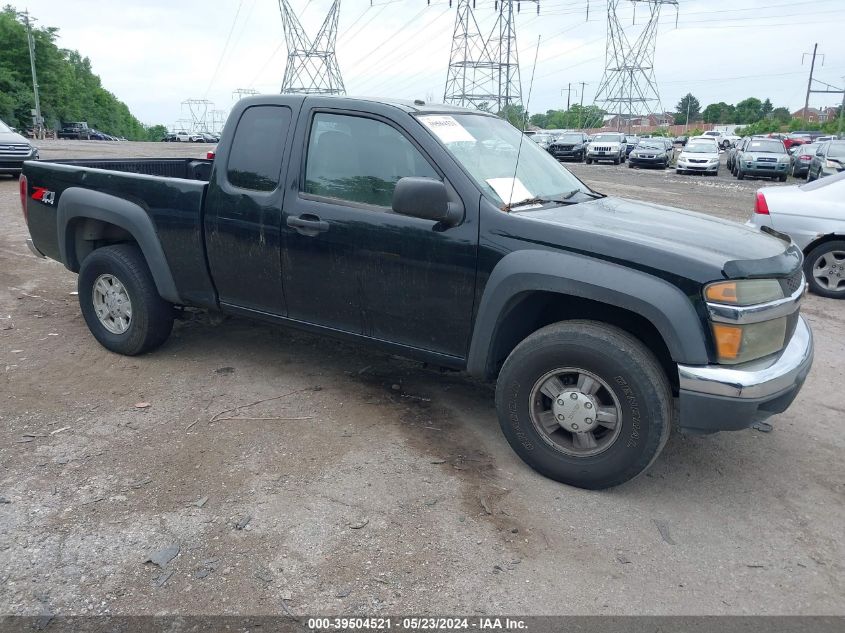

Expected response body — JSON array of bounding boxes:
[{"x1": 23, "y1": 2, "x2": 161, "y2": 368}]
[{"x1": 21, "y1": 96, "x2": 813, "y2": 489}]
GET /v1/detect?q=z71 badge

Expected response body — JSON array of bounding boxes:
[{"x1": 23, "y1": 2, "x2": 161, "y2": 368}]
[{"x1": 31, "y1": 187, "x2": 55, "y2": 205}]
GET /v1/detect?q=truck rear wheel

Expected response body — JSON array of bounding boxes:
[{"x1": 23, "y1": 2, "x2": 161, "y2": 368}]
[
  {"x1": 494, "y1": 320, "x2": 671, "y2": 489},
  {"x1": 78, "y1": 244, "x2": 174, "y2": 355}
]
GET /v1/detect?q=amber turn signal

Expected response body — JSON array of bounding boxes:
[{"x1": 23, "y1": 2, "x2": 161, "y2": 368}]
[
  {"x1": 712, "y1": 323, "x2": 742, "y2": 361},
  {"x1": 705, "y1": 281, "x2": 737, "y2": 303}
]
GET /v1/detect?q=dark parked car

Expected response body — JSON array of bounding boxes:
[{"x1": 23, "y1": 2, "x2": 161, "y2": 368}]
[
  {"x1": 627, "y1": 139, "x2": 672, "y2": 169},
  {"x1": 727, "y1": 137, "x2": 748, "y2": 173},
  {"x1": 20, "y1": 95, "x2": 813, "y2": 490},
  {"x1": 674, "y1": 135, "x2": 688, "y2": 146},
  {"x1": 624, "y1": 136, "x2": 640, "y2": 157},
  {"x1": 547, "y1": 132, "x2": 589, "y2": 161},
  {"x1": 807, "y1": 140, "x2": 845, "y2": 181},
  {"x1": 790, "y1": 143, "x2": 817, "y2": 179}
]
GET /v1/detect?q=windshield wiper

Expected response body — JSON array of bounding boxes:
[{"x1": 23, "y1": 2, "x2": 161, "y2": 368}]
[
  {"x1": 559, "y1": 188, "x2": 604, "y2": 200},
  {"x1": 503, "y1": 196, "x2": 555, "y2": 211},
  {"x1": 503, "y1": 189, "x2": 604, "y2": 212}
]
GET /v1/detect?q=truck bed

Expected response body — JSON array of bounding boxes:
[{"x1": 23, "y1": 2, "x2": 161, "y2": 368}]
[{"x1": 24, "y1": 158, "x2": 217, "y2": 308}]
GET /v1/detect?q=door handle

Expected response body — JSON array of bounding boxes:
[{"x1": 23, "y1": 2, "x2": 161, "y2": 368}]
[{"x1": 286, "y1": 214, "x2": 329, "y2": 236}]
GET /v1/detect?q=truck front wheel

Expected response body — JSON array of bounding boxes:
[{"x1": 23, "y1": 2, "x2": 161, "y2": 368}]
[
  {"x1": 494, "y1": 320, "x2": 672, "y2": 489},
  {"x1": 78, "y1": 244, "x2": 174, "y2": 355}
]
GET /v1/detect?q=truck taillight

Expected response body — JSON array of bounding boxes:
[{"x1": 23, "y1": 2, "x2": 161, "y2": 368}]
[
  {"x1": 207, "y1": 150, "x2": 215, "y2": 160},
  {"x1": 19, "y1": 174, "x2": 28, "y2": 224},
  {"x1": 754, "y1": 192, "x2": 769, "y2": 215}
]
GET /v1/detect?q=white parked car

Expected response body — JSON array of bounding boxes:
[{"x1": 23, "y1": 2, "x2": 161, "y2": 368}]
[
  {"x1": 676, "y1": 138, "x2": 720, "y2": 176},
  {"x1": 585, "y1": 132, "x2": 626, "y2": 165},
  {"x1": 747, "y1": 171, "x2": 845, "y2": 298},
  {"x1": 700, "y1": 130, "x2": 730, "y2": 149}
]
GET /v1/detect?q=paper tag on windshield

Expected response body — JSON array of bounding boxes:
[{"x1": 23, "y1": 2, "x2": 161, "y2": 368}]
[
  {"x1": 419, "y1": 115, "x2": 475, "y2": 144},
  {"x1": 486, "y1": 177, "x2": 536, "y2": 206}
]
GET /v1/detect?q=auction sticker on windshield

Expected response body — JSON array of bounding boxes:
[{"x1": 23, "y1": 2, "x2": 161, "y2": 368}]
[
  {"x1": 486, "y1": 177, "x2": 536, "y2": 206},
  {"x1": 419, "y1": 115, "x2": 475, "y2": 144}
]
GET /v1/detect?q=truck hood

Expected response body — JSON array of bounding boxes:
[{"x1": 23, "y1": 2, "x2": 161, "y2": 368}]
[{"x1": 515, "y1": 196, "x2": 800, "y2": 282}]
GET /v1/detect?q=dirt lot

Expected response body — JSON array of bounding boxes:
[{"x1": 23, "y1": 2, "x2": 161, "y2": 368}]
[{"x1": 1, "y1": 140, "x2": 843, "y2": 617}]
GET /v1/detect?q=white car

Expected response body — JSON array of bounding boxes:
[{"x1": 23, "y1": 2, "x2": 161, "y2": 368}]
[
  {"x1": 747, "y1": 171, "x2": 845, "y2": 298},
  {"x1": 700, "y1": 130, "x2": 730, "y2": 149},
  {"x1": 585, "y1": 132, "x2": 626, "y2": 165},
  {"x1": 676, "y1": 138, "x2": 720, "y2": 176}
]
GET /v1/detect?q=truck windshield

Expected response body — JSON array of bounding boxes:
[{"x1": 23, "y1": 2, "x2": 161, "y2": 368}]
[{"x1": 418, "y1": 114, "x2": 589, "y2": 205}]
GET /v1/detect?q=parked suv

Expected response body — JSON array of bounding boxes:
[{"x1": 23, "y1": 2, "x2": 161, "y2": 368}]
[
  {"x1": 807, "y1": 140, "x2": 845, "y2": 181},
  {"x1": 58, "y1": 122, "x2": 92, "y2": 140},
  {"x1": 547, "y1": 132, "x2": 589, "y2": 161},
  {"x1": 585, "y1": 132, "x2": 626, "y2": 164},
  {"x1": 0, "y1": 119, "x2": 39, "y2": 177},
  {"x1": 735, "y1": 138, "x2": 790, "y2": 181}
]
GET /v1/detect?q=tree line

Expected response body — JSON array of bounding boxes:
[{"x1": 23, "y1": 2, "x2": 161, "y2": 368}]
[{"x1": 0, "y1": 6, "x2": 166, "y2": 140}]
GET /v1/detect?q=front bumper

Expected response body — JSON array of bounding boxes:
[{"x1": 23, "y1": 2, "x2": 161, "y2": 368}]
[
  {"x1": 0, "y1": 151, "x2": 38, "y2": 173},
  {"x1": 630, "y1": 155, "x2": 666, "y2": 166},
  {"x1": 587, "y1": 150, "x2": 622, "y2": 161},
  {"x1": 550, "y1": 148, "x2": 583, "y2": 160},
  {"x1": 677, "y1": 161, "x2": 719, "y2": 172},
  {"x1": 676, "y1": 316, "x2": 813, "y2": 433},
  {"x1": 741, "y1": 162, "x2": 789, "y2": 176}
]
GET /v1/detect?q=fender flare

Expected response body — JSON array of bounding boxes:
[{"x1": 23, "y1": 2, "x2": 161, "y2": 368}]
[
  {"x1": 56, "y1": 187, "x2": 182, "y2": 304},
  {"x1": 466, "y1": 249, "x2": 710, "y2": 377}
]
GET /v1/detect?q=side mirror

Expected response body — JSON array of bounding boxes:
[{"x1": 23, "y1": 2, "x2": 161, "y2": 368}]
[
  {"x1": 816, "y1": 150, "x2": 824, "y2": 157},
  {"x1": 392, "y1": 177, "x2": 461, "y2": 226}
]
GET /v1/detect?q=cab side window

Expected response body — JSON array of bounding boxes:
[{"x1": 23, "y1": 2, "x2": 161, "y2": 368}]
[{"x1": 304, "y1": 112, "x2": 438, "y2": 207}]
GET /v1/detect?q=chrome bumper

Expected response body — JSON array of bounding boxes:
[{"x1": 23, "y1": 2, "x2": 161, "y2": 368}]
[
  {"x1": 26, "y1": 238, "x2": 46, "y2": 259},
  {"x1": 678, "y1": 316, "x2": 813, "y2": 399}
]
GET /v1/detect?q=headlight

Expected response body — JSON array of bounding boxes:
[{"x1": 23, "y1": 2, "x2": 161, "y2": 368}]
[
  {"x1": 705, "y1": 279, "x2": 788, "y2": 364},
  {"x1": 705, "y1": 279, "x2": 783, "y2": 305},
  {"x1": 711, "y1": 318, "x2": 788, "y2": 364}
]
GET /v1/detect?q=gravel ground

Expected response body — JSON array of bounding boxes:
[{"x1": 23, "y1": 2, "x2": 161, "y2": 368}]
[{"x1": 1, "y1": 140, "x2": 843, "y2": 618}]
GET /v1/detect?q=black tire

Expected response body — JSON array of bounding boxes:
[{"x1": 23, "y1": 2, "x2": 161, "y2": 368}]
[
  {"x1": 804, "y1": 240, "x2": 845, "y2": 299},
  {"x1": 78, "y1": 244, "x2": 174, "y2": 355},
  {"x1": 779, "y1": 174, "x2": 787, "y2": 182},
  {"x1": 494, "y1": 320, "x2": 672, "y2": 489},
  {"x1": 628, "y1": 161, "x2": 634, "y2": 168},
  {"x1": 585, "y1": 157, "x2": 592, "y2": 164},
  {"x1": 737, "y1": 167, "x2": 745, "y2": 180},
  {"x1": 613, "y1": 157, "x2": 620, "y2": 165}
]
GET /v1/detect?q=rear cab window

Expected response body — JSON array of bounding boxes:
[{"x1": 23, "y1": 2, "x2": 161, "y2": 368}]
[{"x1": 226, "y1": 105, "x2": 292, "y2": 191}]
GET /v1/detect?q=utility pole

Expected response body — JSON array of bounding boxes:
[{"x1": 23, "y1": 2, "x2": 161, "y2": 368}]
[
  {"x1": 685, "y1": 96, "x2": 690, "y2": 133},
  {"x1": 564, "y1": 83, "x2": 572, "y2": 110},
  {"x1": 840, "y1": 76, "x2": 844, "y2": 136},
  {"x1": 802, "y1": 44, "x2": 823, "y2": 122},
  {"x1": 578, "y1": 81, "x2": 587, "y2": 129},
  {"x1": 22, "y1": 11, "x2": 44, "y2": 139}
]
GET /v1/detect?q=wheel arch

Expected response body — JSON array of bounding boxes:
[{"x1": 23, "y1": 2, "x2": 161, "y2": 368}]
[
  {"x1": 467, "y1": 250, "x2": 710, "y2": 384},
  {"x1": 57, "y1": 187, "x2": 182, "y2": 304},
  {"x1": 802, "y1": 232, "x2": 845, "y2": 258}
]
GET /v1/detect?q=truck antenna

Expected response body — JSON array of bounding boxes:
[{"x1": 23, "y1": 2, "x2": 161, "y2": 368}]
[{"x1": 506, "y1": 35, "x2": 541, "y2": 209}]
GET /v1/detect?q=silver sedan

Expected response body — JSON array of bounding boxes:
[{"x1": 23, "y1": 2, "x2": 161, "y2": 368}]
[{"x1": 746, "y1": 171, "x2": 845, "y2": 298}]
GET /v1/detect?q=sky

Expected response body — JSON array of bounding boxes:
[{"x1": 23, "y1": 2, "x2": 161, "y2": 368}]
[{"x1": 17, "y1": 0, "x2": 845, "y2": 129}]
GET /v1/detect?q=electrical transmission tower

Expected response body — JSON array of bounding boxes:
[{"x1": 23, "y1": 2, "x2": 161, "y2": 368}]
[
  {"x1": 182, "y1": 99, "x2": 214, "y2": 133},
  {"x1": 278, "y1": 0, "x2": 345, "y2": 95},
  {"x1": 442, "y1": 0, "x2": 539, "y2": 112},
  {"x1": 232, "y1": 88, "x2": 259, "y2": 100},
  {"x1": 593, "y1": 0, "x2": 678, "y2": 132}
]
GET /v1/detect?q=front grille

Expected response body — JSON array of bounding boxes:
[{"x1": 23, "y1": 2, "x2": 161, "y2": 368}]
[
  {"x1": 0, "y1": 143, "x2": 31, "y2": 156},
  {"x1": 757, "y1": 157, "x2": 777, "y2": 163},
  {"x1": 780, "y1": 271, "x2": 804, "y2": 296},
  {"x1": 689, "y1": 159, "x2": 707, "y2": 164},
  {"x1": 593, "y1": 145, "x2": 613, "y2": 152},
  {"x1": 555, "y1": 145, "x2": 574, "y2": 150}
]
